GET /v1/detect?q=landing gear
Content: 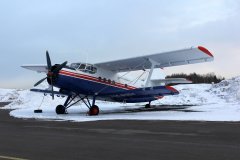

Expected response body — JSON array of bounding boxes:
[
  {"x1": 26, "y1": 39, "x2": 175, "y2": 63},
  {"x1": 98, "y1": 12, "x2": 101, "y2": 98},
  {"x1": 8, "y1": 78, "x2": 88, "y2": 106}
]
[
  {"x1": 82, "y1": 96, "x2": 100, "y2": 116},
  {"x1": 55, "y1": 95, "x2": 79, "y2": 115},
  {"x1": 145, "y1": 104, "x2": 151, "y2": 108},
  {"x1": 56, "y1": 105, "x2": 66, "y2": 114},
  {"x1": 88, "y1": 105, "x2": 99, "y2": 116},
  {"x1": 145, "y1": 101, "x2": 151, "y2": 108},
  {"x1": 55, "y1": 94, "x2": 100, "y2": 116}
]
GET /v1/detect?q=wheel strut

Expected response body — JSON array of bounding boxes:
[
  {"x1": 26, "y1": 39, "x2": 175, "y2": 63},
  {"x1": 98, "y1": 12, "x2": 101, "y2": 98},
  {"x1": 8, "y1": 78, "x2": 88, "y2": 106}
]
[{"x1": 145, "y1": 101, "x2": 151, "y2": 108}]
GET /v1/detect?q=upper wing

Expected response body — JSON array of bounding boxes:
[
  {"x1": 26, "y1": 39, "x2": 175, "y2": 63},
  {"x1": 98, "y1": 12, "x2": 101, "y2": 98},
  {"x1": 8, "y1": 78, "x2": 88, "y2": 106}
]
[
  {"x1": 21, "y1": 64, "x2": 48, "y2": 73},
  {"x1": 95, "y1": 46, "x2": 214, "y2": 72}
]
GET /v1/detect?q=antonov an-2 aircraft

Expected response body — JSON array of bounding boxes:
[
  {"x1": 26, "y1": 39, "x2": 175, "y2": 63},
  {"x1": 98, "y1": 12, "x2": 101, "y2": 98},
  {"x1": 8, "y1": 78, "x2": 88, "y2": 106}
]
[{"x1": 22, "y1": 46, "x2": 214, "y2": 116}]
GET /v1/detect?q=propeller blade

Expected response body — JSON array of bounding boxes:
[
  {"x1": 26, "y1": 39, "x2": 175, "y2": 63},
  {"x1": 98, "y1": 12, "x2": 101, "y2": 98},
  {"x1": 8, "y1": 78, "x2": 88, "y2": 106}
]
[
  {"x1": 51, "y1": 78, "x2": 54, "y2": 100},
  {"x1": 46, "y1": 50, "x2": 52, "y2": 71},
  {"x1": 34, "y1": 77, "x2": 47, "y2": 87},
  {"x1": 53, "y1": 61, "x2": 68, "y2": 73}
]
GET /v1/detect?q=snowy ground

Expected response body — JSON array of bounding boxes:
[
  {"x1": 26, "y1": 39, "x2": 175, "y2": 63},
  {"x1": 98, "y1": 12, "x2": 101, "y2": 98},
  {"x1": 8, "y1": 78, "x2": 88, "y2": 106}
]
[{"x1": 1, "y1": 76, "x2": 240, "y2": 122}]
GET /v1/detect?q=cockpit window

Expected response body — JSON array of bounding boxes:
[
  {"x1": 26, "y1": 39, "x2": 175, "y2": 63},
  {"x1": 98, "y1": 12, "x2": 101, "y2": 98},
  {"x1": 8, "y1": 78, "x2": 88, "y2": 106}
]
[
  {"x1": 84, "y1": 64, "x2": 97, "y2": 74},
  {"x1": 86, "y1": 65, "x2": 97, "y2": 74},
  {"x1": 70, "y1": 63, "x2": 97, "y2": 74},
  {"x1": 79, "y1": 64, "x2": 86, "y2": 70},
  {"x1": 70, "y1": 63, "x2": 80, "y2": 69}
]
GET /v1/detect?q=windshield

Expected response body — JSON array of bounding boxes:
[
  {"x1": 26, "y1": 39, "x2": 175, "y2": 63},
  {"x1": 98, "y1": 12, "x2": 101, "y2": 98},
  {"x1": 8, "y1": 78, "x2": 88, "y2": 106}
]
[
  {"x1": 70, "y1": 63, "x2": 97, "y2": 74},
  {"x1": 86, "y1": 65, "x2": 97, "y2": 74},
  {"x1": 70, "y1": 63, "x2": 80, "y2": 69},
  {"x1": 79, "y1": 64, "x2": 86, "y2": 70}
]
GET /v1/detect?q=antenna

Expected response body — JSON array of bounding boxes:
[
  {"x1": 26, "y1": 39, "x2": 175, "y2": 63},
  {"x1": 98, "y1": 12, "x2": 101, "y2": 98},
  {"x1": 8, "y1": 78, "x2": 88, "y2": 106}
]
[
  {"x1": 78, "y1": 48, "x2": 89, "y2": 64},
  {"x1": 85, "y1": 51, "x2": 89, "y2": 64}
]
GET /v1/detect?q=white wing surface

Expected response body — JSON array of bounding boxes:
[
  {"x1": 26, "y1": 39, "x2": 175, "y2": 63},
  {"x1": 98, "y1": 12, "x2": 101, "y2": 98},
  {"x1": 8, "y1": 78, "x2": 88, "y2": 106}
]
[
  {"x1": 95, "y1": 46, "x2": 214, "y2": 72},
  {"x1": 21, "y1": 64, "x2": 48, "y2": 73}
]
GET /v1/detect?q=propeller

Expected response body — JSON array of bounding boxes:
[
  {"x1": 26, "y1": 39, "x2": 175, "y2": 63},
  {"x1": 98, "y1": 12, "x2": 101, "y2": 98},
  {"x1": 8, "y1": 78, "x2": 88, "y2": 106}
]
[
  {"x1": 46, "y1": 51, "x2": 52, "y2": 70},
  {"x1": 34, "y1": 51, "x2": 67, "y2": 99},
  {"x1": 34, "y1": 77, "x2": 47, "y2": 87}
]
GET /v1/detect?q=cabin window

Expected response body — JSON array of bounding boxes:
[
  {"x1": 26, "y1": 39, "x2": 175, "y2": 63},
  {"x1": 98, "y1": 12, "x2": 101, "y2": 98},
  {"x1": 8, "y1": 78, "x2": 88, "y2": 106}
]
[
  {"x1": 92, "y1": 67, "x2": 97, "y2": 74},
  {"x1": 86, "y1": 65, "x2": 97, "y2": 74},
  {"x1": 86, "y1": 65, "x2": 91, "y2": 71},
  {"x1": 70, "y1": 63, "x2": 80, "y2": 69},
  {"x1": 75, "y1": 63, "x2": 97, "y2": 74},
  {"x1": 79, "y1": 64, "x2": 86, "y2": 70},
  {"x1": 83, "y1": 64, "x2": 97, "y2": 74}
]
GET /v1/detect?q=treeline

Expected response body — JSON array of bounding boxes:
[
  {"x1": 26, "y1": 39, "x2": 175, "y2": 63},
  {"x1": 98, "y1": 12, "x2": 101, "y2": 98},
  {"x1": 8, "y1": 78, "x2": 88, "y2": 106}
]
[{"x1": 166, "y1": 72, "x2": 225, "y2": 84}]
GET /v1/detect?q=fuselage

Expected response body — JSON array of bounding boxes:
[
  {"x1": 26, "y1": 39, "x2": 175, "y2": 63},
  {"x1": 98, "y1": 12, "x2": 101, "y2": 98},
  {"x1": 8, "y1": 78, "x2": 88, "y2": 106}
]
[{"x1": 52, "y1": 62, "x2": 163, "y2": 103}]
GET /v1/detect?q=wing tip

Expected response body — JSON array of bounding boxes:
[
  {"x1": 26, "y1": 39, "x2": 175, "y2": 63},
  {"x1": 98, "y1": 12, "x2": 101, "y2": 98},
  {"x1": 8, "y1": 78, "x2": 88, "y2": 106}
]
[
  {"x1": 21, "y1": 65, "x2": 29, "y2": 69},
  {"x1": 198, "y1": 46, "x2": 214, "y2": 57},
  {"x1": 165, "y1": 86, "x2": 179, "y2": 94}
]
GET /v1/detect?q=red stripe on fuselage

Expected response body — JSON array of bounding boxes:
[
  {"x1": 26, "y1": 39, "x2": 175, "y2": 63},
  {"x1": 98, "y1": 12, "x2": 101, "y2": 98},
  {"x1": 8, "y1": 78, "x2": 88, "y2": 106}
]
[{"x1": 59, "y1": 70, "x2": 137, "y2": 90}]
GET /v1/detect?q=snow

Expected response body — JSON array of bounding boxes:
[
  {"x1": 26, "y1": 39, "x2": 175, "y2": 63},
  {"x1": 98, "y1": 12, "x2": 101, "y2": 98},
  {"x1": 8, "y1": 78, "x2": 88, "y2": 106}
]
[
  {"x1": 1, "y1": 76, "x2": 240, "y2": 122},
  {"x1": 0, "y1": 88, "x2": 19, "y2": 102}
]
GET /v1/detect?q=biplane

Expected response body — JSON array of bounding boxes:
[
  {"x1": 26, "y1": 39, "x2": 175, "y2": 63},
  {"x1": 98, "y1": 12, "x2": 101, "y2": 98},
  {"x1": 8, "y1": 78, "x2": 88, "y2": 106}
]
[{"x1": 22, "y1": 46, "x2": 213, "y2": 115}]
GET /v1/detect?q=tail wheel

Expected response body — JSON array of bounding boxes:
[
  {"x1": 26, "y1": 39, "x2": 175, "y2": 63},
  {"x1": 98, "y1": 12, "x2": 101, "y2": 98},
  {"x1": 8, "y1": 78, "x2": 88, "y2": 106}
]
[
  {"x1": 145, "y1": 104, "x2": 151, "y2": 108},
  {"x1": 56, "y1": 105, "x2": 66, "y2": 114},
  {"x1": 88, "y1": 105, "x2": 99, "y2": 116}
]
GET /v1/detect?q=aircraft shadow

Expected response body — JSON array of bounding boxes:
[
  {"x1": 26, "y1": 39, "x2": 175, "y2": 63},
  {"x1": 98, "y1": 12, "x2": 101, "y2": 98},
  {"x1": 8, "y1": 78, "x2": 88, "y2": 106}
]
[{"x1": 100, "y1": 105, "x2": 200, "y2": 115}]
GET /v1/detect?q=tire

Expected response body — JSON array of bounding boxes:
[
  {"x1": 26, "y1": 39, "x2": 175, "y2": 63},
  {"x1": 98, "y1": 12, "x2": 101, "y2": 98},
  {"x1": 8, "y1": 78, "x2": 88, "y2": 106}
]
[
  {"x1": 56, "y1": 105, "x2": 66, "y2": 114},
  {"x1": 88, "y1": 105, "x2": 99, "y2": 116},
  {"x1": 145, "y1": 104, "x2": 151, "y2": 108}
]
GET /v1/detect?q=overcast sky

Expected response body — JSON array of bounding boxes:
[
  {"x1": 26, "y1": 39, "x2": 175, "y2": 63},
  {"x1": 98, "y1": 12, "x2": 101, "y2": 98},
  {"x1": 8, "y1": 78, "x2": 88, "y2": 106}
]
[{"x1": 0, "y1": 0, "x2": 240, "y2": 88}]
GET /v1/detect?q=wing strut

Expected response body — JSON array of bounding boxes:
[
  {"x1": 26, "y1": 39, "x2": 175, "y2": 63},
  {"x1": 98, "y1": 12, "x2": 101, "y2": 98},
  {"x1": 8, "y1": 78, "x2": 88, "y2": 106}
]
[{"x1": 145, "y1": 59, "x2": 159, "y2": 87}]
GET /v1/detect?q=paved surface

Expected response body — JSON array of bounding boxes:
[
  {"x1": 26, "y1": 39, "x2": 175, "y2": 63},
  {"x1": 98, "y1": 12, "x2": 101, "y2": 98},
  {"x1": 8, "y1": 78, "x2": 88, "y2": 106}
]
[{"x1": 0, "y1": 103, "x2": 240, "y2": 160}]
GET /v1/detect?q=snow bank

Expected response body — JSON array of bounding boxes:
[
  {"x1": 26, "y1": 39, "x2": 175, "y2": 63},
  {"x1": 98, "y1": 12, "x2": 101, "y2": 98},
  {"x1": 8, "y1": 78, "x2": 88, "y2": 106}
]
[
  {"x1": 211, "y1": 76, "x2": 240, "y2": 103},
  {"x1": 1, "y1": 76, "x2": 240, "y2": 122},
  {"x1": 156, "y1": 84, "x2": 223, "y2": 105},
  {"x1": 0, "y1": 89, "x2": 18, "y2": 102}
]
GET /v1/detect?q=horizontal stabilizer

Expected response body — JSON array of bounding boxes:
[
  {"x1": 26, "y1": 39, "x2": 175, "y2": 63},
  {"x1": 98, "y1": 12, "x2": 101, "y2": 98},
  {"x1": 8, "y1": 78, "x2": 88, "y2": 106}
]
[{"x1": 151, "y1": 78, "x2": 192, "y2": 86}]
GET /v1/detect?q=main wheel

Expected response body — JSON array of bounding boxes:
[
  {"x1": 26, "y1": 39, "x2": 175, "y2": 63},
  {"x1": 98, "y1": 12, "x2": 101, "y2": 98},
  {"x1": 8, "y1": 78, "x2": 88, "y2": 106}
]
[
  {"x1": 56, "y1": 105, "x2": 66, "y2": 114},
  {"x1": 88, "y1": 105, "x2": 99, "y2": 116},
  {"x1": 145, "y1": 104, "x2": 151, "y2": 108}
]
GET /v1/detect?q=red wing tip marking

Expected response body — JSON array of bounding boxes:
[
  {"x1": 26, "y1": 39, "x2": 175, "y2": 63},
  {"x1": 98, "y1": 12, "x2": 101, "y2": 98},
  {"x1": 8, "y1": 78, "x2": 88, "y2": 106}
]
[
  {"x1": 165, "y1": 86, "x2": 179, "y2": 93},
  {"x1": 198, "y1": 46, "x2": 214, "y2": 57}
]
